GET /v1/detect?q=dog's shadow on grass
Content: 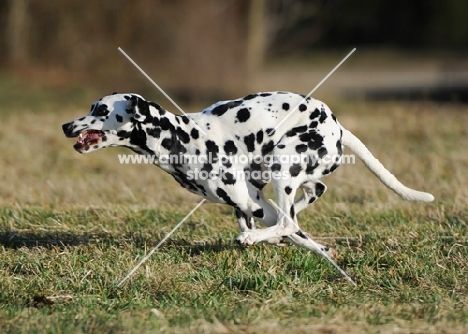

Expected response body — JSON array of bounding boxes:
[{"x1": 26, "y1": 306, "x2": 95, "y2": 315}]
[
  {"x1": 0, "y1": 230, "x2": 111, "y2": 249},
  {"x1": 0, "y1": 230, "x2": 237, "y2": 254}
]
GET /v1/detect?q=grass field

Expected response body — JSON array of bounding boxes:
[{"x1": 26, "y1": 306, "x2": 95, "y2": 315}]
[{"x1": 0, "y1": 81, "x2": 467, "y2": 333}]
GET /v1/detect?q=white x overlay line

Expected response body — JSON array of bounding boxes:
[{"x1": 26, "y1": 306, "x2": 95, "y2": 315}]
[
  {"x1": 270, "y1": 48, "x2": 356, "y2": 134},
  {"x1": 268, "y1": 199, "x2": 357, "y2": 286},
  {"x1": 118, "y1": 47, "x2": 207, "y2": 136},
  {"x1": 117, "y1": 199, "x2": 206, "y2": 288}
]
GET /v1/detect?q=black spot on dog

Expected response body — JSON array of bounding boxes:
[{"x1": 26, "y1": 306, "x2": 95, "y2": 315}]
[
  {"x1": 259, "y1": 92, "x2": 272, "y2": 97},
  {"x1": 299, "y1": 132, "x2": 312, "y2": 142},
  {"x1": 224, "y1": 140, "x2": 238, "y2": 155},
  {"x1": 308, "y1": 196, "x2": 317, "y2": 204},
  {"x1": 252, "y1": 208, "x2": 264, "y2": 218},
  {"x1": 180, "y1": 116, "x2": 190, "y2": 124},
  {"x1": 216, "y1": 188, "x2": 235, "y2": 206},
  {"x1": 250, "y1": 161, "x2": 262, "y2": 172},
  {"x1": 202, "y1": 163, "x2": 213, "y2": 173},
  {"x1": 159, "y1": 117, "x2": 172, "y2": 131},
  {"x1": 205, "y1": 140, "x2": 219, "y2": 161},
  {"x1": 196, "y1": 184, "x2": 206, "y2": 196},
  {"x1": 285, "y1": 186, "x2": 292, "y2": 195},
  {"x1": 315, "y1": 183, "x2": 326, "y2": 197},
  {"x1": 244, "y1": 133, "x2": 256, "y2": 152},
  {"x1": 282, "y1": 103, "x2": 290, "y2": 111},
  {"x1": 261, "y1": 140, "x2": 274, "y2": 155},
  {"x1": 222, "y1": 172, "x2": 236, "y2": 185},
  {"x1": 211, "y1": 100, "x2": 242, "y2": 116},
  {"x1": 329, "y1": 163, "x2": 339, "y2": 173},
  {"x1": 115, "y1": 114, "x2": 123, "y2": 123},
  {"x1": 151, "y1": 117, "x2": 160, "y2": 127},
  {"x1": 266, "y1": 128, "x2": 275, "y2": 136},
  {"x1": 170, "y1": 139, "x2": 187, "y2": 156},
  {"x1": 221, "y1": 157, "x2": 232, "y2": 168},
  {"x1": 286, "y1": 125, "x2": 308, "y2": 137},
  {"x1": 248, "y1": 177, "x2": 267, "y2": 190},
  {"x1": 306, "y1": 160, "x2": 319, "y2": 174},
  {"x1": 243, "y1": 93, "x2": 258, "y2": 100},
  {"x1": 331, "y1": 114, "x2": 337, "y2": 122},
  {"x1": 289, "y1": 164, "x2": 302, "y2": 177},
  {"x1": 336, "y1": 140, "x2": 343, "y2": 156},
  {"x1": 176, "y1": 127, "x2": 190, "y2": 144},
  {"x1": 295, "y1": 144, "x2": 308, "y2": 153},
  {"x1": 190, "y1": 128, "x2": 199, "y2": 140},
  {"x1": 130, "y1": 127, "x2": 149, "y2": 151},
  {"x1": 172, "y1": 171, "x2": 198, "y2": 192},
  {"x1": 308, "y1": 131, "x2": 324, "y2": 150},
  {"x1": 161, "y1": 138, "x2": 173, "y2": 150},
  {"x1": 309, "y1": 108, "x2": 320, "y2": 120},
  {"x1": 318, "y1": 147, "x2": 328, "y2": 158},
  {"x1": 296, "y1": 231, "x2": 308, "y2": 239},
  {"x1": 290, "y1": 205, "x2": 295, "y2": 218},
  {"x1": 256, "y1": 130, "x2": 264, "y2": 144},
  {"x1": 277, "y1": 144, "x2": 285, "y2": 149},
  {"x1": 195, "y1": 149, "x2": 200, "y2": 155},
  {"x1": 299, "y1": 104, "x2": 307, "y2": 112},
  {"x1": 236, "y1": 108, "x2": 250, "y2": 122},
  {"x1": 117, "y1": 130, "x2": 132, "y2": 138},
  {"x1": 147, "y1": 127, "x2": 161, "y2": 138},
  {"x1": 309, "y1": 121, "x2": 318, "y2": 128},
  {"x1": 319, "y1": 109, "x2": 327, "y2": 123},
  {"x1": 270, "y1": 163, "x2": 281, "y2": 172},
  {"x1": 210, "y1": 103, "x2": 229, "y2": 116}
]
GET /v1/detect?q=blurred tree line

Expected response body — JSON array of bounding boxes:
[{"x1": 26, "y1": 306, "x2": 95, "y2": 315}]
[{"x1": 1, "y1": 0, "x2": 467, "y2": 99}]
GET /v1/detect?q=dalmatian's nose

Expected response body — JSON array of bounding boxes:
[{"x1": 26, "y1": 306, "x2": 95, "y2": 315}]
[{"x1": 62, "y1": 122, "x2": 74, "y2": 136}]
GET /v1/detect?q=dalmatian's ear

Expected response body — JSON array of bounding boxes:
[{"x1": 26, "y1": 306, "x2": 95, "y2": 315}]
[{"x1": 127, "y1": 95, "x2": 149, "y2": 122}]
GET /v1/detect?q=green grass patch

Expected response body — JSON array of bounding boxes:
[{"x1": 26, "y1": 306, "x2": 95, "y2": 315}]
[{"x1": 1, "y1": 206, "x2": 467, "y2": 333}]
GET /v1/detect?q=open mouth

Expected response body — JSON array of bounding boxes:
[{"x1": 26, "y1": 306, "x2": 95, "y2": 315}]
[{"x1": 74, "y1": 129, "x2": 104, "y2": 151}]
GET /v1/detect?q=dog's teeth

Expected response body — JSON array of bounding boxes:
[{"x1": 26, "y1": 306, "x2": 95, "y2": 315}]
[{"x1": 79, "y1": 132, "x2": 83, "y2": 139}]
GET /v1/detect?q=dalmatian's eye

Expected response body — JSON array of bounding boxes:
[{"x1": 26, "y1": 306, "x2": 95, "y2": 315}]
[{"x1": 93, "y1": 104, "x2": 109, "y2": 117}]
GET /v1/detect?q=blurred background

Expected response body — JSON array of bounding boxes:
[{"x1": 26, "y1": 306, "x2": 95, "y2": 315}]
[{"x1": 1, "y1": 0, "x2": 468, "y2": 104}]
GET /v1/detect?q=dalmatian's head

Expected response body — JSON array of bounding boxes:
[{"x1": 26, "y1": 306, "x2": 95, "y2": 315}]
[{"x1": 62, "y1": 93, "x2": 151, "y2": 153}]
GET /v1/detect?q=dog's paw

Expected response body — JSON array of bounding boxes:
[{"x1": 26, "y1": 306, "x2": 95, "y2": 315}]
[
  {"x1": 235, "y1": 232, "x2": 257, "y2": 246},
  {"x1": 264, "y1": 236, "x2": 290, "y2": 246}
]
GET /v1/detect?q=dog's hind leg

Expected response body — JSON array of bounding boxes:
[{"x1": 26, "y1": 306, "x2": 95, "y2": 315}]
[
  {"x1": 236, "y1": 180, "x2": 301, "y2": 245},
  {"x1": 294, "y1": 181, "x2": 327, "y2": 214}
]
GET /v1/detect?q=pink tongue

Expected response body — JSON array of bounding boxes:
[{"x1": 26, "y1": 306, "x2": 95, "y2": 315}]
[
  {"x1": 87, "y1": 132, "x2": 100, "y2": 140},
  {"x1": 77, "y1": 131, "x2": 100, "y2": 144}
]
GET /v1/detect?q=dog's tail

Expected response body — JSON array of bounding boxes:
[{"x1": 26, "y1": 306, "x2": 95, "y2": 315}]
[{"x1": 341, "y1": 128, "x2": 434, "y2": 202}]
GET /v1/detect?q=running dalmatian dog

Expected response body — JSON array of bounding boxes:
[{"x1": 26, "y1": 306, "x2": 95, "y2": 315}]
[{"x1": 62, "y1": 92, "x2": 434, "y2": 258}]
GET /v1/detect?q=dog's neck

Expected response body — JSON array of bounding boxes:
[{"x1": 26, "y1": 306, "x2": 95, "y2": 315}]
[{"x1": 126, "y1": 104, "x2": 195, "y2": 172}]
